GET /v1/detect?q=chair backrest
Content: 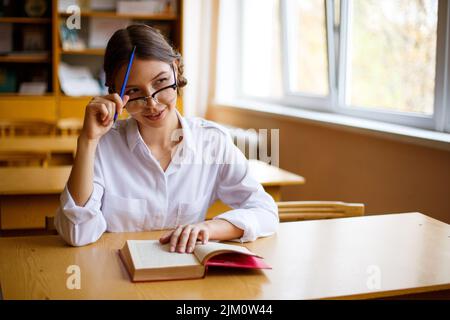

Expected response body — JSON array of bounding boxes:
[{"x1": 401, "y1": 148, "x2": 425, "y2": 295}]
[
  {"x1": 0, "y1": 120, "x2": 56, "y2": 137},
  {"x1": 277, "y1": 201, "x2": 365, "y2": 222},
  {"x1": 56, "y1": 118, "x2": 83, "y2": 136},
  {"x1": 0, "y1": 151, "x2": 50, "y2": 167}
]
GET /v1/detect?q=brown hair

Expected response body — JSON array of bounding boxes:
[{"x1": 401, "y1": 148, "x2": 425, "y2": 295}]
[{"x1": 103, "y1": 24, "x2": 187, "y2": 95}]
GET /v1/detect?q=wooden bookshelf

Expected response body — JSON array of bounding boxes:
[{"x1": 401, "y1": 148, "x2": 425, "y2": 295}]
[
  {"x1": 61, "y1": 48, "x2": 105, "y2": 56},
  {"x1": 0, "y1": 0, "x2": 183, "y2": 121},
  {"x1": 0, "y1": 17, "x2": 52, "y2": 24},
  {"x1": 0, "y1": 54, "x2": 51, "y2": 63},
  {"x1": 59, "y1": 10, "x2": 178, "y2": 20}
]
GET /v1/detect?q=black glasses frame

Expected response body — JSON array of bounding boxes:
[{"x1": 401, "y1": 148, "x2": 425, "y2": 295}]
[{"x1": 126, "y1": 64, "x2": 177, "y2": 106}]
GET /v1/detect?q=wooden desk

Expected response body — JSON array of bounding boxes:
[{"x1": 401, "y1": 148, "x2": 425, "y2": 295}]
[
  {"x1": 0, "y1": 136, "x2": 77, "y2": 154},
  {"x1": 0, "y1": 166, "x2": 71, "y2": 195},
  {"x1": 0, "y1": 162, "x2": 304, "y2": 231},
  {"x1": 0, "y1": 136, "x2": 77, "y2": 167},
  {"x1": 206, "y1": 160, "x2": 305, "y2": 219},
  {"x1": 0, "y1": 158, "x2": 303, "y2": 195},
  {"x1": 0, "y1": 166, "x2": 71, "y2": 230},
  {"x1": 0, "y1": 212, "x2": 449, "y2": 299},
  {"x1": 248, "y1": 159, "x2": 305, "y2": 188}
]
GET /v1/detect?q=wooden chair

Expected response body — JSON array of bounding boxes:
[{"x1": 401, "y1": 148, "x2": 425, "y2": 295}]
[
  {"x1": 0, "y1": 120, "x2": 56, "y2": 137},
  {"x1": 56, "y1": 118, "x2": 83, "y2": 136},
  {"x1": 277, "y1": 201, "x2": 364, "y2": 222},
  {"x1": 0, "y1": 151, "x2": 50, "y2": 167}
]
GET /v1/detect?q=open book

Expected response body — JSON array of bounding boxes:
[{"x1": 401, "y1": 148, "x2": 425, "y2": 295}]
[{"x1": 119, "y1": 240, "x2": 271, "y2": 282}]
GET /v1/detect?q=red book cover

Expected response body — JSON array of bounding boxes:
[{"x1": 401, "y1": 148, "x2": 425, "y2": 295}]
[{"x1": 205, "y1": 253, "x2": 272, "y2": 269}]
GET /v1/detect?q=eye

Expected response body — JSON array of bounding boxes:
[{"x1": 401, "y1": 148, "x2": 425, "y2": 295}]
[
  {"x1": 126, "y1": 88, "x2": 139, "y2": 95},
  {"x1": 156, "y1": 78, "x2": 169, "y2": 84}
]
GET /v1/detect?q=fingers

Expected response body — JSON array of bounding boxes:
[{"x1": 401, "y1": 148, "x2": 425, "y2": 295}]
[
  {"x1": 106, "y1": 102, "x2": 115, "y2": 124},
  {"x1": 176, "y1": 225, "x2": 193, "y2": 253},
  {"x1": 98, "y1": 102, "x2": 114, "y2": 125},
  {"x1": 88, "y1": 103, "x2": 109, "y2": 124},
  {"x1": 106, "y1": 93, "x2": 126, "y2": 117},
  {"x1": 169, "y1": 225, "x2": 184, "y2": 252},
  {"x1": 159, "y1": 230, "x2": 173, "y2": 244},
  {"x1": 90, "y1": 94, "x2": 127, "y2": 124},
  {"x1": 199, "y1": 229, "x2": 209, "y2": 244},
  {"x1": 116, "y1": 95, "x2": 129, "y2": 117},
  {"x1": 122, "y1": 95, "x2": 130, "y2": 107},
  {"x1": 186, "y1": 227, "x2": 200, "y2": 253},
  {"x1": 165, "y1": 225, "x2": 207, "y2": 253}
]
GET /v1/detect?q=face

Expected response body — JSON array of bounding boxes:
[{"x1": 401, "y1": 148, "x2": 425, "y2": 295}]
[{"x1": 114, "y1": 58, "x2": 178, "y2": 128}]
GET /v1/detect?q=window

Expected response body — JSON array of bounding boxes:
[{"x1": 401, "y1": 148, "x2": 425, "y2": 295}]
[
  {"x1": 216, "y1": 0, "x2": 450, "y2": 133},
  {"x1": 241, "y1": 0, "x2": 283, "y2": 99},
  {"x1": 285, "y1": 0, "x2": 329, "y2": 96},
  {"x1": 345, "y1": 0, "x2": 438, "y2": 116}
]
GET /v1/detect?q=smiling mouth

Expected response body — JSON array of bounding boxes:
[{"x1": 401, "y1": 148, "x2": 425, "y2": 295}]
[{"x1": 143, "y1": 108, "x2": 165, "y2": 120}]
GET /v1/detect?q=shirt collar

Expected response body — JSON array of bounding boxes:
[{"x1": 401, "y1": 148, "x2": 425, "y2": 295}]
[{"x1": 125, "y1": 109, "x2": 196, "y2": 154}]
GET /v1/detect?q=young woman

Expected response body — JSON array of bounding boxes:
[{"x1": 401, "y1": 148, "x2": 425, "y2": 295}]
[{"x1": 55, "y1": 24, "x2": 278, "y2": 252}]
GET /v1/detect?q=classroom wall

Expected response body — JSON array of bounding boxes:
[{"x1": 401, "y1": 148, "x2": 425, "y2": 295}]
[{"x1": 207, "y1": 105, "x2": 450, "y2": 224}]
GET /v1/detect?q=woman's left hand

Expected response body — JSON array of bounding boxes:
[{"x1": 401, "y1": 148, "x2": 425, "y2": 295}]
[{"x1": 159, "y1": 222, "x2": 210, "y2": 253}]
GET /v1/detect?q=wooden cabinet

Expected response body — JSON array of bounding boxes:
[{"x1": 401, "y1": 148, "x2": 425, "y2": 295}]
[
  {"x1": 0, "y1": 0, "x2": 183, "y2": 121},
  {"x1": 0, "y1": 95, "x2": 57, "y2": 121}
]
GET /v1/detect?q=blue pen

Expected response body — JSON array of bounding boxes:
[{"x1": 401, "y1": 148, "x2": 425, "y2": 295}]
[{"x1": 114, "y1": 45, "x2": 136, "y2": 122}]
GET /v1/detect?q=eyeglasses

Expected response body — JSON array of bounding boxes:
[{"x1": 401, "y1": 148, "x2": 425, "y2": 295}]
[{"x1": 124, "y1": 64, "x2": 177, "y2": 115}]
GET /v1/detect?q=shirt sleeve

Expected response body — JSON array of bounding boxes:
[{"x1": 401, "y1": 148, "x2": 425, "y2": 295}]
[
  {"x1": 212, "y1": 132, "x2": 279, "y2": 243},
  {"x1": 54, "y1": 147, "x2": 107, "y2": 247}
]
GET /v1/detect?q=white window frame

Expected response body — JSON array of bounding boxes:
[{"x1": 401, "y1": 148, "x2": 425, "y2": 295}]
[
  {"x1": 280, "y1": 0, "x2": 336, "y2": 110},
  {"x1": 237, "y1": 0, "x2": 336, "y2": 110},
  {"x1": 235, "y1": 0, "x2": 450, "y2": 133},
  {"x1": 437, "y1": 0, "x2": 450, "y2": 133}
]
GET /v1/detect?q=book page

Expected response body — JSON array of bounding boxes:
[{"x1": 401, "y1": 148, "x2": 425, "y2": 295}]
[
  {"x1": 127, "y1": 240, "x2": 200, "y2": 270},
  {"x1": 193, "y1": 242, "x2": 254, "y2": 264}
]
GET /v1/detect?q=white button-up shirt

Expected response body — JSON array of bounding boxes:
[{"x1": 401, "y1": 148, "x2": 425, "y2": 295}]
[{"x1": 55, "y1": 110, "x2": 279, "y2": 246}]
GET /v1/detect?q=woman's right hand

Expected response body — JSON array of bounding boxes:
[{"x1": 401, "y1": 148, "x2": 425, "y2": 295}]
[{"x1": 80, "y1": 93, "x2": 130, "y2": 141}]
